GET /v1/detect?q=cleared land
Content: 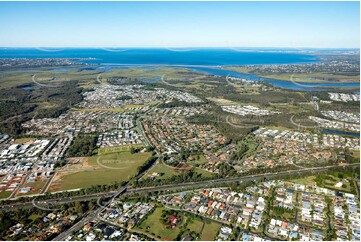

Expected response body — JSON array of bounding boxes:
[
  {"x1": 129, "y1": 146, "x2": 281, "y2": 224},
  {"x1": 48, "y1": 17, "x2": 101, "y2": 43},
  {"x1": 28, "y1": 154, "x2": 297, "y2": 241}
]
[
  {"x1": 17, "y1": 179, "x2": 47, "y2": 196},
  {"x1": 48, "y1": 150, "x2": 151, "y2": 191},
  {"x1": 11, "y1": 137, "x2": 37, "y2": 144}
]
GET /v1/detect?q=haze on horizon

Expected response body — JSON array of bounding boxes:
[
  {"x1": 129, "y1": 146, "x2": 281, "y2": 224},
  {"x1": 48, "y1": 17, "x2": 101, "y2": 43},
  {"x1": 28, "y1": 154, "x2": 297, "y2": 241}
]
[{"x1": 0, "y1": 1, "x2": 359, "y2": 49}]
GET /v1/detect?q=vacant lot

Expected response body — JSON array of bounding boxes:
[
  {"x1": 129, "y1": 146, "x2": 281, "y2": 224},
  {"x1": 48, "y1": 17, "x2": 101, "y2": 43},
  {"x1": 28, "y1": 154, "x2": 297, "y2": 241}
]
[
  {"x1": 185, "y1": 216, "x2": 204, "y2": 234},
  {"x1": 49, "y1": 151, "x2": 151, "y2": 191},
  {"x1": 200, "y1": 220, "x2": 222, "y2": 241}
]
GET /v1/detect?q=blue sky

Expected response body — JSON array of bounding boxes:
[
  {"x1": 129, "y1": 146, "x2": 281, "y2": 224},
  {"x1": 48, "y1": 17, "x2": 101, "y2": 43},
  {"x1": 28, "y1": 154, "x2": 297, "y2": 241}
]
[{"x1": 0, "y1": 1, "x2": 359, "y2": 48}]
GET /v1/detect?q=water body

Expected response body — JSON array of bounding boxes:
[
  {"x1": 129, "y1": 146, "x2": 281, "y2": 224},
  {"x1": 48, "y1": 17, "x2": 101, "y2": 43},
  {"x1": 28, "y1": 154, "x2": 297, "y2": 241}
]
[
  {"x1": 19, "y1": 85, "x2": 33, "y2": 90},
  {"x1": 47, "y1": 64, "x2": 359, "y2": 91},
  {"x1": 189, "y1": 67, "x2": 360, "y2": 91},
  {"x1": 0, "y1": 48, "x2": 318, "y2": 65},
  {"x1": 322, "y1": 128, "x2": 360, "y2": 137},
  {"x1": 1, "y1": 48, "x2": 359, "y2": 91}
]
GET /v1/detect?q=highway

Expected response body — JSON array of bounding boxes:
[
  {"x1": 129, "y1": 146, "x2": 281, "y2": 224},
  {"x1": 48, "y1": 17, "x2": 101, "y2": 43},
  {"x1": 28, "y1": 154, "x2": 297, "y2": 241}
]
[{"x1": 1, "y1": 163, "x2": 358, "y2": 212}]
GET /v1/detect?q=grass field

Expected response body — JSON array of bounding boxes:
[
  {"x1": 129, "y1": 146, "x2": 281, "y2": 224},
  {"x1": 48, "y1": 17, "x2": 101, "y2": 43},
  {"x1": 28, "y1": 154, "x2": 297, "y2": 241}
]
[
  {"x1": 143, "y1": 162, "x2": 213, "y2": 180},
  {"x1": 186, "y1": 216, "x2": 204, "y2": 234},
  {"x1": 224, "y1": 66, "x2": 360, "y2": 83},
  {"x1": 137, "y1": 207, "x2": 182, "y2": 240},
  {"x1": 189, "y1": 154, "x2": 208, "y2": 165},
  {"x1": 123, "y1": 104, "x2": 150, "y2": 109},
  {"x1": 290, "y1": 172, "x2": 356, "y2": 193},
  {"x1": 143, "y1": 163, "x2": 180, "y2": 179},
  {"x1": 0, "y1": 69, "x2": 104, "y2": 89},
  {"x1": 194, "y1": 167, "x2": 214, "y2": 178},
  {"x1": 101, "y1": 67, "x2": 201, "y2": 80},
  {"x1": 261, "y1": 73, "x2": 360, "y2": 83},
  {"x1": 0, "y1": 191, "x2": 12, "y2": 199},
  {"x1": 49, "y1": 151, "x2": 151, "y2": 191},
  {"x1": 290, "y1": 176, "x2": 317, "y2": 186},
  {"x1": 200, "y1": 220, "x2": 221, "y2": 241}
]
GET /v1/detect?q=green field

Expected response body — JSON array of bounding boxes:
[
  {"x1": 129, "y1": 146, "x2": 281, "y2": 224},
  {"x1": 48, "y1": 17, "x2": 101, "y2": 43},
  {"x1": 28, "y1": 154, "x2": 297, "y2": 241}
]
[
  {"x1": 185, "y1": 216, "x2": 204, "y2": 235},
  {"x1": 261, "y1": 73, "x2": 360, "y2": 83},
  {"x1": 101, "y1": 67, "x2": 201, "y2": 80},
  {"x1": 50, "y1": 151, "x2": 152, "y2": 191},
  {"x1": 194, "y1": 167, "x2": 214, "y2": 178},
  {"x1": 224, "y1": 66, "x2": 360, "y2": 83},
  {"x1": 189, "y1": 154, "x2": 208, "y2": 165},
  {"x1": 137, "y1": 207, "x2": 182, "y2": 240},
  {"x1": 143, "y1": 163, "x2": 180, "y2": 180},
  {"x1": 0, "y1": 69, "x2": 104, "y2": 89},
  {"x1": 290, "y1": 176, "x2": 317, "y2": 186},
  {"x1": 200, "y1": 220, "x2": 222, "y2": 241},
  {"x1": 137, "y1": 206, "x2": 222, "y2": 241},
  {"x1": 144, "y1": 162, "x2": 213, "y2": 180},
  {"x1": 0, "y1": 191, "x2": 12, "y2": 199},
  {"x1": 290, "y1": 171, "x2": 357, "y2": 193}
]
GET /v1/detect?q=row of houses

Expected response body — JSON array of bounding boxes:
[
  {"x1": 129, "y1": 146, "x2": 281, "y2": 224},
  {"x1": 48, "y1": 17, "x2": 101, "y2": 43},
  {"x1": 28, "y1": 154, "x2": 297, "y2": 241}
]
[
  {"x1": 222, "y1": 105, "x2": 281, "y2": 116},
  {"x1": 309, "y1": 116, "x2": 359, "y2": 132},
  {"x1": 96, "y1": 130, "x2": 144, "y2": 148},
  {"x1": 321, "y1": 110, "x2": 359, "y2": 124}
]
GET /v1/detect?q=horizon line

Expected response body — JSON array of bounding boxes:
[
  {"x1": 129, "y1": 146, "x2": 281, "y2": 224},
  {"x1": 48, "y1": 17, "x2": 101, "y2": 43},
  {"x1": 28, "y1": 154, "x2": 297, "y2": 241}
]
[{"x1": 0, "y1": 46, "x2": 360, "y2": 50}]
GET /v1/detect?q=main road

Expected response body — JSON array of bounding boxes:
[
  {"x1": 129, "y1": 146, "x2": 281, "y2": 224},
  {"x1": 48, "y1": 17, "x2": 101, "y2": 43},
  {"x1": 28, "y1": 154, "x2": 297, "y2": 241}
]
[{"x1": 1, "y1": 163, "x2": 358, "y2": 212}]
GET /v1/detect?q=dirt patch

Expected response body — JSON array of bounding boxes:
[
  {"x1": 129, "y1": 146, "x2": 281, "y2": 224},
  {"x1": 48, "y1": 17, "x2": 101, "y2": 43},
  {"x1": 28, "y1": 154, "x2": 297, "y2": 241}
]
[
  {"x1": 48, "y1": 170, "x2": 79, "y2": 192},
  {"x1": 48, "y1": 157, "x2": 92, "y2": 192},
  {"x1": 82, "y1": 158, "x2": 91, "y2": 168},
  {"x1": 207, "y1": 97, "x2": 238, "y2": 106}
]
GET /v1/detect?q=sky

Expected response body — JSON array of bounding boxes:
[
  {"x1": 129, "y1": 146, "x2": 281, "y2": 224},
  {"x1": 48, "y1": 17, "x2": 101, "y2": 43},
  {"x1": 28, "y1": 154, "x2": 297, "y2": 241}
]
[{"x1": 0, "y1": 1, "x2": 359, "y2": 48}]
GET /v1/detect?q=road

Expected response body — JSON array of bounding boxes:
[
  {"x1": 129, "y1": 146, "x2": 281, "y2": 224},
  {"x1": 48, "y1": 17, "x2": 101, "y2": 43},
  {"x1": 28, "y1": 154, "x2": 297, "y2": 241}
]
[
  {"x1": 51, "y1": 187, "x2": 128, "y2": 241},
  {"x1": 52, "y1": 210, "x2": 98, "y2": 241},
  {"x1": 136, "y1": 118, "x2": 152, "y2": 147},
  {"x1": 40, "y1": 173, "x2": 55, "y2": 194},
  {"x1": 1, "y1": 163, "x2": 358, "y2": 212}
]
